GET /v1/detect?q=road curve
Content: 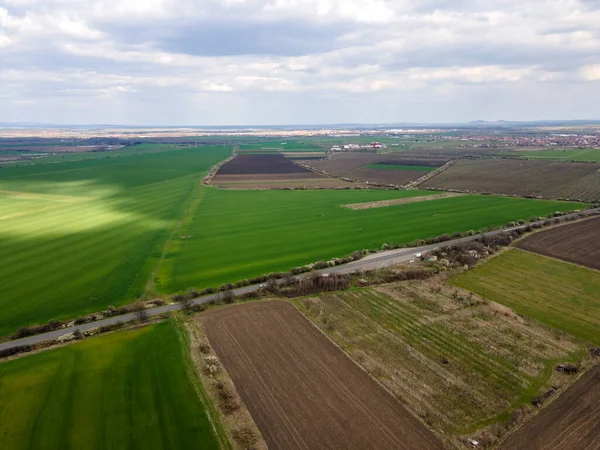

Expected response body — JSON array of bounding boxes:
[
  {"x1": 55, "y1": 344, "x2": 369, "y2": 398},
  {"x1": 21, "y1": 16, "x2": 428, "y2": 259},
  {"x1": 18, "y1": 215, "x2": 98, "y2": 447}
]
[{"x1": 1, "y1": 207, "x2": 598, "y2": 353}]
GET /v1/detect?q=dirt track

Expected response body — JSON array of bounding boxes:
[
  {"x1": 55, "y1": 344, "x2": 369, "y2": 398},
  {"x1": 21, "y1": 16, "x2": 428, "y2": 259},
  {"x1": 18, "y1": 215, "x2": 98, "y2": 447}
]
[
  {"x1": 199, "y1": 301, "x2": 444, "y2": 450},
  {"x1": 499, "y1": 365, "x2": 600, "y2": 450},
  {"x1": 342, "y1": 192, "x2": 464, "y2": 210},
  {"x1": 517, "y1": 217, "x2": 600, "y2": 271}
]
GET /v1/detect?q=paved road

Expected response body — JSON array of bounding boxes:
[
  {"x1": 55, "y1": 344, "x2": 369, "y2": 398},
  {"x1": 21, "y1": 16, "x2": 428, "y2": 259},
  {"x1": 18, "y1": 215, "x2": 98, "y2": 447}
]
[{"x1": 2, "y1": 207, "x2": 598, "y2": 353}]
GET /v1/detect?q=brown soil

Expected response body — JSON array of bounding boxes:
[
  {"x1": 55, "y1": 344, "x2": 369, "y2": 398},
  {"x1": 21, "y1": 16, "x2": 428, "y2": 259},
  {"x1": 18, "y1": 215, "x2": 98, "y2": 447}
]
[
  {"x1": 212, "y1": 173, "x2": 353, "y2": 189},
  {"x1": 304, "y1": 153, "x2": 452, "y2": 186},
  {"x1": 517, "y1": 217, "x2": 600, "y2": 271},
  {"x1": 217, "y1": 154, "x2": 310, "y2": 175},
  {"x1": 342, "y1": 192, "x2": 465, "y2": 210},
  {"x1": 422, "y1": 158, "x2": 600, "y2": 202},
  {"x1": 499, "y1": 365, "x2": 600, "y2": 450},
  {"x1": 199, "y1": 301, "x2": 444, "y2": 450},
  {"x1": 186, "y1": 319, "x2": 268, "y2": 450}
]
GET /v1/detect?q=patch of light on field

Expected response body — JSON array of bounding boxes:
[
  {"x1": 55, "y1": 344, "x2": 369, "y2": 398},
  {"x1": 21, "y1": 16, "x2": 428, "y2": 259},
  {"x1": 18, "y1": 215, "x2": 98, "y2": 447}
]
[{"x1": 0, "y1": 198, "x2": 167, "y2": 238}]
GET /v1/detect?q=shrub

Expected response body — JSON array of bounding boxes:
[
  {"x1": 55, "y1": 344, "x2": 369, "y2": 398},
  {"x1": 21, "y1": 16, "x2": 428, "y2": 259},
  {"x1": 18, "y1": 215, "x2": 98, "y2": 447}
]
[
  {"x1": 222, "y1": 289, "x2": 235, "y2": 304},
  {"x1": 219, "y1": 283, "x2": 234, "y2": 292},
  {"x1": 0, "y1": 345, "x2": 33, "y2": 359},
  {"x1": 313, "y1": 260, "x2": 328, "y2": 270}
]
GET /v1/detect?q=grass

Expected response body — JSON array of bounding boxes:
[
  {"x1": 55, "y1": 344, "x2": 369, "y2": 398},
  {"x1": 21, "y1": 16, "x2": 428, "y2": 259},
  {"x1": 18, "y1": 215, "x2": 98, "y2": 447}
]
[
  {"x1": 453, "y1": 249, "x2": 600, "y2": 345},
  {"x1": 0, "y1": 147, "x2": 231, "y2": 335},
  {"x1": 503, "y1": 148, "x2": 600, "y2": 163},
  {"x1": 0, "y1": 321, "x2": 221, "y2": 450},
  {"x1": 365, "y1": 164, "x2": 437, "y2": 172},
  {"x1": 294, "y1": 282, "x2": 586, "y2": 448},
  {"x1": 158, "y1": 189, "x2": 582, "y2": 292}
]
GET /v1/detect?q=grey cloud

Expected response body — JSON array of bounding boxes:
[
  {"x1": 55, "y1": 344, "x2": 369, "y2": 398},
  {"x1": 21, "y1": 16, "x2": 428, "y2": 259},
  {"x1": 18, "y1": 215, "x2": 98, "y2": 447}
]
[{"x1": 98, "y1": 19, "x2": 353, "y2": 57}]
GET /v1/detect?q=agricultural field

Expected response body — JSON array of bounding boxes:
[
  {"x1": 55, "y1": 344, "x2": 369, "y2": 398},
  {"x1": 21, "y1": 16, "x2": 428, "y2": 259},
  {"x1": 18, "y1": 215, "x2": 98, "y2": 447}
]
[
  {"x1": 453, "y1": 249, "x2": 600, "y2": 345},
  {"x1": 212, "y1": 153, "x2": 349, "y2": 189},
  {"x1": 499, "y1": 365, "x2": 600, "y2": 450},
  {"x1": 0, "y1": 322, "x2": 221, "y2": 450},
  {"x1": 516, "y1": 217, "x2": 600, "y2": 271},
  {"x1": 306, "y1": 153, "x2": 452, "y2": 186},
  {"x1": 0, "y1": 146, "x2": 231, "y2": 335},
  {"x1": 422, "y1": 158, "x2": 600, "y2": 202},
  {"x1": 366, "y1": 164, "x2": 438, "y2": 172},
  {"x1": 199, "y1": 301, "x2": 444, "y2": 450},
  {"x1": 502, "y1": 148, "x2": 600, "y2": 163},
  {"x1": 1, "y1": 143, "x2": 184, "y2": 166},
  {"x1": 158, "y1": 189, "x2": 581, "y2": 292},
  {"x1": 296, "y1": 282, "x2": 588, "y2": 448}
]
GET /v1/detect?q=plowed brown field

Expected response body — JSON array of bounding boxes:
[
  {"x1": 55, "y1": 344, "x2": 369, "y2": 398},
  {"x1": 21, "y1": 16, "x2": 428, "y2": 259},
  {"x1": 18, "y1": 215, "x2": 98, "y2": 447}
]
[
  {"x1": 499, "y1": 365, "x2": 600, "y2": 450},
  {"x1": 422, "y1": 159, "x2": 600, "y2": 201},
  {"x1": 517, "y1": 217, "x2": 600, "y2": 271},
  {"x1": 213, "y1": 153, "x2": 341, "y2": 188},
  {"x1": 199, "y1": 301, "x2": 444, "y2": 450}
]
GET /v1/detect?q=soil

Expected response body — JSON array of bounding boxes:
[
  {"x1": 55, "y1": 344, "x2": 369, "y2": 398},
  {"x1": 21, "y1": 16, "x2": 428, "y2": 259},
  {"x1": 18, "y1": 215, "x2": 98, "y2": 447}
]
[
  {"x1": 308, "y1": 153, "x2": 451, "y2": 176},
  {"x1": 516, "y1": 217, "x2": 600, "y2": 271},
  {"x1": 304, "y1": 153, "x2": 452, "y2": 186},
  {"x1": 342, "y1": 193, "x2": 465, "y2": 210},
  {"x1": 212, "y1": 173, "x2": 354, "y2": 189},
  {"x1": 422, "y1": 158, "x2": 600, "y2": 202},
  {"x1": 199, "y1": 301, "x2": 444, "y2": 450},
  {"x1": 499, "y1": 365, "x2": 600, "y2": 450},
  {"x1": 217, "y1": 154, "x2": 310, "y2": 175}
]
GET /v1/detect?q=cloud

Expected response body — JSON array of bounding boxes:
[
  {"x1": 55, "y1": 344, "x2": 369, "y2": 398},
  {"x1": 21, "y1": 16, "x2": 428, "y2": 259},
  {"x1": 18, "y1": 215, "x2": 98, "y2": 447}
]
[{"x1": 1, "y1": 0, "x2": 599, "y2": 124}]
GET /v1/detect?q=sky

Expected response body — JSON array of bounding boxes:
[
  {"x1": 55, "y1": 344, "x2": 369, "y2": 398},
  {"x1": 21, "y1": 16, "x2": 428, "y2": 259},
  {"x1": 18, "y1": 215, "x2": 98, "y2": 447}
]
[{"x1": 1, "y1": 0, "x2": 600, "y2": 126}]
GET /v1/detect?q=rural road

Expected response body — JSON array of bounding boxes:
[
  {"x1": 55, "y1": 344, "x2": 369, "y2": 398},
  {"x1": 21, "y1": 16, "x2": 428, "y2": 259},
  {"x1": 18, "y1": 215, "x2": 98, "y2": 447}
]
[{"x1": 2, "y1": 207, "x2": 598, "y2": 352}]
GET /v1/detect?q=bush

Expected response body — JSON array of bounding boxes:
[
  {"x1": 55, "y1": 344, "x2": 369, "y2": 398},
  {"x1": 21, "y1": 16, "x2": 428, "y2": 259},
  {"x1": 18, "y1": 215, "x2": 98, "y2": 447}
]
[
  {"x1": 219, "y1": 283, "x2": 234, "y2": 292},
  {"x1": 0, "y1": 345, "x2": 33, "y2": 359},
  {"x1": 98, "y1": 322, "x2": 125, "y2": 333},
  {"x1": 313, "y1": 260, "x2": 328, "y2": 270},
  {"x1": 222, "y1": 289, "x2": 235, "y2": 304},
  {"x1": 199, "y1": 287, "x2": 216, "y2": 295}
]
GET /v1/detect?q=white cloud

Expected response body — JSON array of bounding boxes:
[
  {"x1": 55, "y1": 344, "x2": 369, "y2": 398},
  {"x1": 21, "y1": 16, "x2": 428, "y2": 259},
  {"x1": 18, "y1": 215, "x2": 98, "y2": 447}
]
[
  {"x1": 580, "y1": 64, "x2": 600, "y2": 80},
  {"x1": 1, "y1": 0, "x2": 599, "y2": 124}
]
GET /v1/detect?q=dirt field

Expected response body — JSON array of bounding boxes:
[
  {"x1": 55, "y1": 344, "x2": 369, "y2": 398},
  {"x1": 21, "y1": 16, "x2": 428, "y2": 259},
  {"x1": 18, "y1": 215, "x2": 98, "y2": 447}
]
[
  {"x1": 295, "y1": 281, "x2": 587, "y2": 449},
  {"x1": 308, "y1": 153, "x2": 451, "y2": 175},
  {"x1": 516, "y1": 217, "x2": 600, "y2": 271},
  {"x1": 499, "y1": 365, "x2": 600, "y2": 450},
  {"x1": 213, "y1": 153, "x2": 346, "y2": 188},
  {"x1": 212, "y1": 173, "x2": 353, "y2": 189},
  {"x1": 217, "y1": 154, "x2": 310, "y2": 174},
  {"x1": 305, "y1": 153, "x2": 451, "y2": 186},
  {"x1": 199, "y1": 301, "x2": 444, "y2": 450},
  {"x1": 342, "y1": 192, "x2": 464, "y2": 210},
  {"x1": 421, "y1": 158, "x2": 600, "y2": 201}
]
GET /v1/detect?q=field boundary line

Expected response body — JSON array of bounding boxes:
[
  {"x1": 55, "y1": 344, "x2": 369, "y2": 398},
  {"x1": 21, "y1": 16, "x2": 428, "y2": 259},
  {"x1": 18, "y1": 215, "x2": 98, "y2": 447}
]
[
  {"x1": 175, "y1": 316, "x2": 235, "y2": 450},
  {"x1": 143, "y1": 177, "x2": 208, "y2": 297},
  {"x1": 495, "y1": 363, "x2": 599, "y2": 449},
  {"x1": 516, "y1": 247, "x2": 600, "y2": 275},
  {"x1": 408, "y1": 158, "x2": 459, "y2": 188},
  {"x1": 203, "y1": 146, "x2": 237, "y2": 186},
  {"x1": 291, "y1": 297, "x2": 448, "y2": 446}
]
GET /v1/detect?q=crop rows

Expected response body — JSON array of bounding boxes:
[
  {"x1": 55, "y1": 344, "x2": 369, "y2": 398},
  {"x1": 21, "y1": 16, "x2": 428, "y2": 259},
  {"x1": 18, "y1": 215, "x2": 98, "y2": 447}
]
[{"x1": 0, "y1": 147, "x2": 231, "y2": 334}]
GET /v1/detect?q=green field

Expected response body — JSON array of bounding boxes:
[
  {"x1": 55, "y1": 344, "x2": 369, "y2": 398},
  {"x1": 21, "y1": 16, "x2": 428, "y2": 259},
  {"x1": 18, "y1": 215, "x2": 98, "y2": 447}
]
[
  {"x1": 2, "y1": 143, "x2": 185, "y2": 166},
  {"x1": 504, "y1": 148, "x2": 600, "y2": 163},
  {"x1": 453, "y1": 249, "x2": 600, "y2": 345},
  {"x1": 158, "y1": 189, "x2": 582, "y2": 292},
  {"x1": 0, "y1": 147, "x2": 231, "y2": 335},
  {"x1": 366, "y1": 164, "x2": 437, "y2": 172},
  {"x1": 0, "y1": 322, "x2": 221, "y2": 450}
]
